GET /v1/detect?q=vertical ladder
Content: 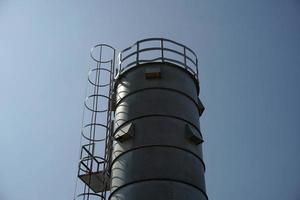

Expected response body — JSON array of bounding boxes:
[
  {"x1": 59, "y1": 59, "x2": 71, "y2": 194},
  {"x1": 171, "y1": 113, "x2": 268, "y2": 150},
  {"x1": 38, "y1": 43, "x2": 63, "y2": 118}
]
[{"x1": 74, "y1": 44, "x2": 115, "y2": 200}]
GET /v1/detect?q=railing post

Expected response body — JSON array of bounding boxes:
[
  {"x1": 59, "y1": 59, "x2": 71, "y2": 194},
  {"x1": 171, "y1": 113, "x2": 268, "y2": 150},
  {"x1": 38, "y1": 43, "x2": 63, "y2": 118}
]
[
  {"x1": 183, "y1": 46, "x2": 187, "y2": 69},
  {"x1": 161, "y1": 39, "x2": 164, "y2": 62},
  {"x1": 136, "y1": 42, "x2": 139, "y2": 65}
]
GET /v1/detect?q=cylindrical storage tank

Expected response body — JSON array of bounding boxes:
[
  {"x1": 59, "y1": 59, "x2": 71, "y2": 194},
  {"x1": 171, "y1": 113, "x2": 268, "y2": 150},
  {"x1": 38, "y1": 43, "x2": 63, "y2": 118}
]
[{"x1": 109, "y1": 39, "x2": 207, "y2": 200}]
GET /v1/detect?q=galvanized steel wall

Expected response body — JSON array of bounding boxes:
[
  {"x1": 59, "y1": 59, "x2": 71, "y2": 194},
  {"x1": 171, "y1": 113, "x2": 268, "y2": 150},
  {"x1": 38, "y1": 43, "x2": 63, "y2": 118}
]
[{"x1": 110, "y1": 62, "x2": 207, "y2": 200}]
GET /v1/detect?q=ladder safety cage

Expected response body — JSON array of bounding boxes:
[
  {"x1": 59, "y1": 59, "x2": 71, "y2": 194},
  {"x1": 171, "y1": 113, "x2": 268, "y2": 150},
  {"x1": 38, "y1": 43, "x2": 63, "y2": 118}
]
[
  {"x1": 74, "y1": 44, "x2": 116, "y2": 200},
  {"x1": 118, "y1": 38, "x2": 199, "y2": 82}
]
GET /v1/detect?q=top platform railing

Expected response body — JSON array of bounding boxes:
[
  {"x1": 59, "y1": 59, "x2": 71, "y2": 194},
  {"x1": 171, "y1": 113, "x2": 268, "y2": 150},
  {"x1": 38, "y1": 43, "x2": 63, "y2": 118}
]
[{"x1": 118, "y1": 38, "x2": 199, "y2": 82}]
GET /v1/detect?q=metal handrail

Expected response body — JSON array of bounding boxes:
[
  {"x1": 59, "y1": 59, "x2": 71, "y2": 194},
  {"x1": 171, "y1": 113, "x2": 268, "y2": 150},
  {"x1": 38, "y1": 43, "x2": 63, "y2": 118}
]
[{"x1": 118, "y1": 38, "x2": 199, "y2": 81}]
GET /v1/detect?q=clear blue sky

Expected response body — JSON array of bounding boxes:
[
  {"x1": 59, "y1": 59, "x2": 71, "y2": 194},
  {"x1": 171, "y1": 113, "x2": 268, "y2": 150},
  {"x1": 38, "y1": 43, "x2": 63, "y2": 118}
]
[{"x1": 0, "y1": 1, "x2": 299, "y2": 200}]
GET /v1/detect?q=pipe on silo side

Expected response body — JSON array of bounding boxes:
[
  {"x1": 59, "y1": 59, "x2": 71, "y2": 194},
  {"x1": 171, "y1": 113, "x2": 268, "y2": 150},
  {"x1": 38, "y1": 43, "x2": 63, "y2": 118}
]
[{"x1": 109, "y1": 63, "x2": 207, "y2": 200}]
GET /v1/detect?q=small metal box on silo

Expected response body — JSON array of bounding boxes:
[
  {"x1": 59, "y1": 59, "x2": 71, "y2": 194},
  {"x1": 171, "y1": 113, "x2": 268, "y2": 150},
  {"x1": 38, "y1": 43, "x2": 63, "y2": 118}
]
[{"x1": 110, "y1": 38, "x2": 207, "y2": 200}]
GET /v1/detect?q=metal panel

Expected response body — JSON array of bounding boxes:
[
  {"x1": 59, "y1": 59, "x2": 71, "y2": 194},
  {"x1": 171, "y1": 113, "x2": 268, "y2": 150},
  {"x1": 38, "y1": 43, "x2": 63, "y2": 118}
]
[
  {"x1": 111, "y1": 117, "x2": 204, "y2": 166},
  {"x1": 115, "y1": 63, "x2": 198, "y2": 106},
  {"x1": 111, "y1": 147, "x2": 206, "y2": 192},
  {"x1": 78, "y1": 171, "x2": 110, "y2": 193},
  {"x1": 145, "y1": 66, "x2": 161, "y2": 79},
  {"x1": 110, "y1": 181, "x2": 208, "y2": 200},
  {"x1": 114, "y1": 89, "x2": 200, "y2": 131}
]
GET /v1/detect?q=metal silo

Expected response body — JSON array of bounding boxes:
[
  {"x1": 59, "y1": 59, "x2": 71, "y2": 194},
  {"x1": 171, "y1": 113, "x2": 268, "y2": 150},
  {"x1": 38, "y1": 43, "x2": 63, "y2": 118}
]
[{"x1": 110, "y1": 38, "x2": 207, "y2": 200}]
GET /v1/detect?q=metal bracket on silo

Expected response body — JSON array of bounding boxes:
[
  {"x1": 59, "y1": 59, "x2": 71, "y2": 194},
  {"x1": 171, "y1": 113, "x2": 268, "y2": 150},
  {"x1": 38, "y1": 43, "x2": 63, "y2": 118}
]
[
  {"x1": 114, "y1": 123, "x2": 134, "y2": 142},
  {"x1": 185, "y1": 124, "x2": 204, "y2": 145},
  {"x1": 145, "y1": 66, "x2": 161, "y2": 79},
  {"x1": 197, "y1": 97, "x2": 205, "y2": 116}
]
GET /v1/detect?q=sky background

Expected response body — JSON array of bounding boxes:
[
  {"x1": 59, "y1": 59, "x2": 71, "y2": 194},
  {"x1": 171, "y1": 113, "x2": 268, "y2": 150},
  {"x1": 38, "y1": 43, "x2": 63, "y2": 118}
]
[{"x1": 1, "y1": 0, "x2": 300, "y2": 200}]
